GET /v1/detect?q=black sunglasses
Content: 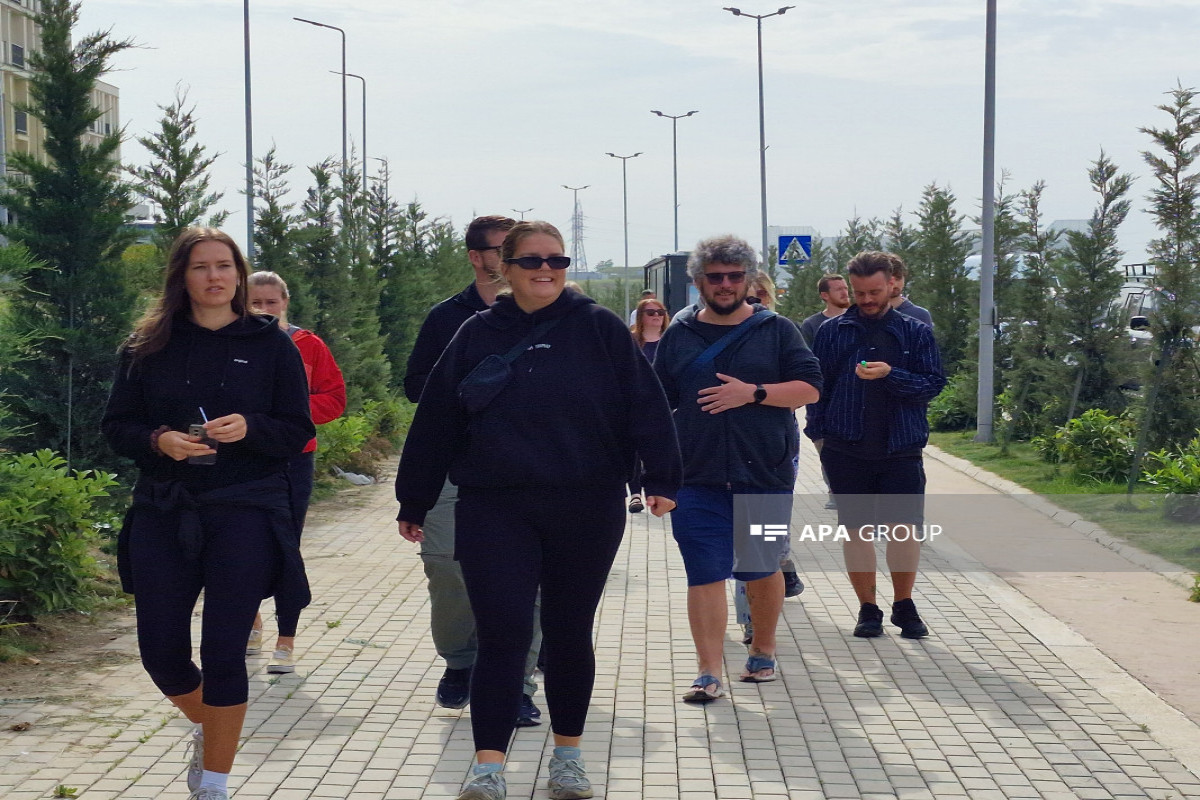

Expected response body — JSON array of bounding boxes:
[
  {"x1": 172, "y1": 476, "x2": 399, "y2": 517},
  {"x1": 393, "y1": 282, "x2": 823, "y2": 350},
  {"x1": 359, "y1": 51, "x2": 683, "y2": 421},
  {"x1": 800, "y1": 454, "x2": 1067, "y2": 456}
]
[
  {"x1": 471, "y1": 245, "x2": 502, "y2": 255},
  {"x1": 505, "y1": 256, "x2": 572, "y2": 270},
  {"x1": 642, "y1": 308, "x2": 666, "y2": 316},
  {"x1": 703, "y1": 271, "x2": 747, "y2": 285}
]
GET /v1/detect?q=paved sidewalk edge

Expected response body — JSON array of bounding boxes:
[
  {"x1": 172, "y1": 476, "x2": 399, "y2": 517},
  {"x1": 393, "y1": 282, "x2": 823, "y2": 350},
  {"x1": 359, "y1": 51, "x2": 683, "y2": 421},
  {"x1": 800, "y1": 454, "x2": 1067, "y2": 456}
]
[
  {"x1": 925, "y1": 444, "x2": 1196, "y2": 590},
  {"x1": 925, "y1": 445, "x2": 1200, "y2": 781}
]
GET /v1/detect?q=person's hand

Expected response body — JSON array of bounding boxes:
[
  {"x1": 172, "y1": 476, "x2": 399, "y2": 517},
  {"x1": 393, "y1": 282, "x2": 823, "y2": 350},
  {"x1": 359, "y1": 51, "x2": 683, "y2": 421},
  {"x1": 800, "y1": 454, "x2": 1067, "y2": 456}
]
[
  {"x1": 646, "y1": 496, "x2": 676, "y2": 517},
  {"x1": 698, "y1": 373, "x2": 753, "y2": 414},
  {"x1": 158, "y1": 429, "x2": 216, "y2": 462},
  {"x1": 204, "y1": 413, "x2": 247, "y2": 443},
  {"x1": 855, "y1": 361, "x2": 892, "y2": 380},
  {"x1": 398, "y1": 520, "x2": 424, "y2": 543}
]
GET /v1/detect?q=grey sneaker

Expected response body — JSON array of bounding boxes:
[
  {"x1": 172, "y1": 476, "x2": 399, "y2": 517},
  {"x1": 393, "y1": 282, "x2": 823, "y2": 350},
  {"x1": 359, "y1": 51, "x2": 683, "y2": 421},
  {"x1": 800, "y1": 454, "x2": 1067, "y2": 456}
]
[
  {"x1": 548, "y1": 754, "x2": 594, "y2": 799},
  {"x1": 187, "y1": 788, "x2": 229, "y2": 800},
  {"x1": 184, "y1": 726, "x2": 203, "y2": 791},
  {"x1": 457, "y1": 767, "x2": 506, "y2": 800}
]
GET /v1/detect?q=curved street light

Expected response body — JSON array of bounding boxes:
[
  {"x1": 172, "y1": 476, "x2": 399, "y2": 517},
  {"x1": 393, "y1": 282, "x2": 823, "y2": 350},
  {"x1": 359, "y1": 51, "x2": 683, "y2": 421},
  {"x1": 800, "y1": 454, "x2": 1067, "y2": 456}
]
[
  {"x1": 295, "y1": 16, "x2": 347, "y2": 179},
  {"x1": 723, "y1": 6, "x2": 794, "y2": 265},
  {"x1": 606, "y1": 152, "x2": 642, "y2": 320},
  {"x1": 651, "y1": 109, "x2": 699, "y2": 252}
]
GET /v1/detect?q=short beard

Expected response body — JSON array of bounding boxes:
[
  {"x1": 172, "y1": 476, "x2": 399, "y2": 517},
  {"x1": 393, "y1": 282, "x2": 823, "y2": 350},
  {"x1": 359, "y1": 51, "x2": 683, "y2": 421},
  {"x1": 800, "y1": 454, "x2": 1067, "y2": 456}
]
[{"x1": 705, "y1": 294, "x2": 745, "y2": 315}]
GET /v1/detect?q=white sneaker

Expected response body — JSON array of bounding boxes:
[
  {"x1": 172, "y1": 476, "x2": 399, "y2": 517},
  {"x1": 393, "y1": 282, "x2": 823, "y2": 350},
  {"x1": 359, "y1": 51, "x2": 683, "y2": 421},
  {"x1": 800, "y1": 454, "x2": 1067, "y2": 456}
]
[
  {"x1": 187, "y1": 787, "x2": 229, "y2": 800},
  {"x1": 184, "y1": 726, "x2": 203, "y2": 791},
  {"x1": 267, "y1": 647, "x2": 295, "y2": 674},
  {"x1": 246, "y1": 627, "x2": 263, "y2": 656}
]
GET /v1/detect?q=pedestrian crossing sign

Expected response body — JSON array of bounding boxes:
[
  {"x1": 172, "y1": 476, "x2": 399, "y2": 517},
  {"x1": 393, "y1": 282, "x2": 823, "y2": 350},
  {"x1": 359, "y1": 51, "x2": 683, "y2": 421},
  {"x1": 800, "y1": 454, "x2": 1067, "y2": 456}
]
[{"x1": 778, "y1": 235, "x2": 812, "y2": 266}]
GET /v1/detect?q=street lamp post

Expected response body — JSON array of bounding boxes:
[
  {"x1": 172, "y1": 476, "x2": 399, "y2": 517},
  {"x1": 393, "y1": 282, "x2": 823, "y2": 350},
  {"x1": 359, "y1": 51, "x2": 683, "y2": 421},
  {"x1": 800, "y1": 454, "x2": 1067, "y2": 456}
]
[
  {"x1": 243, "y1": 0, "x2": 254, "y2": 260},
  {"x1": 975, "y1": 0, "x2": 997, "y2": 443},
  {"x1": 723, "y1": 6, "x2": 794, "y2": 266},
  {"x1": 512, "y1": 208, "x2": 533, "y2": 220},
  {"x1": 295, "y1": 16, "x2": 347, "y2": 179},
  {"x1": 650, "y1": 109, "x2": 698, "y2": 252},
  {"x1": 606, "y1": 152, "x2": 642, "y2": 321},
  {"x1": 332, "y1": 70, "x2": 367, "y2": 194}
]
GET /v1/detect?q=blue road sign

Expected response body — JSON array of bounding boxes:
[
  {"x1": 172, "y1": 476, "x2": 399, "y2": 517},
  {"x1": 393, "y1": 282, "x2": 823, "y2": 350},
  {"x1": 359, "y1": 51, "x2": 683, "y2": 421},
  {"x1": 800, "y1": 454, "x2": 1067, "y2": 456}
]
[{"x1": 778, "y1": 235, "x2": 812, "y2": 266}]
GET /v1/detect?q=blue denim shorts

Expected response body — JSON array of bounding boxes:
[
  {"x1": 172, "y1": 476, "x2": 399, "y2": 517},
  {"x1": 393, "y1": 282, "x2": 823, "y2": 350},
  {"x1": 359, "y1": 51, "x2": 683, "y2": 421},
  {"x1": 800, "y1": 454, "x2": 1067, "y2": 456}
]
[{"x1": 670, "y1": 485, "x2": 793, "y2": 586}]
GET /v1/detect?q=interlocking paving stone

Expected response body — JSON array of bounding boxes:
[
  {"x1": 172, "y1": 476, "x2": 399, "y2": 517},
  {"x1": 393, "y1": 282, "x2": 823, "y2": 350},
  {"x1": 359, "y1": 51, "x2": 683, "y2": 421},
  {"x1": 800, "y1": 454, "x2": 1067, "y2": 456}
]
[{"x1": 2, "y1": 441, "x2": 1200, "y2": 799}]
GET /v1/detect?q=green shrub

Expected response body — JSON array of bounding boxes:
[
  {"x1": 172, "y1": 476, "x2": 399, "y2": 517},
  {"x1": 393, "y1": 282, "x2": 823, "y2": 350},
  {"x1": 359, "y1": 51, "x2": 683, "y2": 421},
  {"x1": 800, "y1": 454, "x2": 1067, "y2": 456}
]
[
  {"x1": 361, "y1": 397, "x2": 414, "y2": 448},
  {"x1": 1036, "y1": 409, "x2": 1136, "y2": 483},
  {"x1": 0, "y1": 450, "x2": 119, "y2": 616},
  {"x1": 1142, "y1": 434, "x2": 1200, "y2": 521},
  {"x1": 928, "y1": 371, "x2": 977, "y2": 431},
  {"x1": 314, "y1": 415, "x2": 372, "y2": 476}
]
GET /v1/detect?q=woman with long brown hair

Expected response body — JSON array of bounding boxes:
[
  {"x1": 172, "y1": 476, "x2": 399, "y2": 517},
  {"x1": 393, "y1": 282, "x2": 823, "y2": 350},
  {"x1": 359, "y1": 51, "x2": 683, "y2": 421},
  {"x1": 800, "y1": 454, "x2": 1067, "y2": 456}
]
[
  {"x1": 102, "y1": 228, "x2": 314, "y2": 800},
  {"x1": 626, "y1": 296, "x2": 670, "y2": 512}
]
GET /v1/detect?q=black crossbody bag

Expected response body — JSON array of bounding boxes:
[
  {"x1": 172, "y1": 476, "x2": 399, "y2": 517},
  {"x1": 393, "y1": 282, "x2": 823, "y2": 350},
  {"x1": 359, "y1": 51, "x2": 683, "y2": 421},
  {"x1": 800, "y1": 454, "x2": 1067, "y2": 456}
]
[{"x1": 457, "y1": 317, "x2": 562, "y2": 414}]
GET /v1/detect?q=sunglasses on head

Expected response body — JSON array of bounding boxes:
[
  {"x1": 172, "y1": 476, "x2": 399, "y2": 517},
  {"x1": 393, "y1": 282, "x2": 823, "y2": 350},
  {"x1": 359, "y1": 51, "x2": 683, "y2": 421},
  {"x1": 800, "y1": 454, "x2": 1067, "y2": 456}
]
[
  {"x1": 642, "y1": 308, "x2": 666, "y2": 316},
  {"x1": 504, "y1": 256, "x2": 572, "y2": 270},
  {"x1": 703, "y1": 271, "x2": 747, "y2": 285}
]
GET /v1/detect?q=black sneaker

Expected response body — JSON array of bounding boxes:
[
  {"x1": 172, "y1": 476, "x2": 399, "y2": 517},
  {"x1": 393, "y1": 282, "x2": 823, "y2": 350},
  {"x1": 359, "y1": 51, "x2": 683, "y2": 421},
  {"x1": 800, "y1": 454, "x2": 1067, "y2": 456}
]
[
  {"x1": 783, "y1": 570, "x2": 804, "y2": 598},
  {"x1": 890, "y1": 598, "x2": 929, "y2": 639},
  {"x1": 853, "y1": 603, "x2": 884, "y2": 637},
  {"x1": 436, "y1": 666, "x2": 472, "y2": 709},
  {"x1": 628, "y1": 496, "x2": 644, "y2": 513},
  {"x1": 515, "y1": 693, "x2": 542, "y2": 727}
]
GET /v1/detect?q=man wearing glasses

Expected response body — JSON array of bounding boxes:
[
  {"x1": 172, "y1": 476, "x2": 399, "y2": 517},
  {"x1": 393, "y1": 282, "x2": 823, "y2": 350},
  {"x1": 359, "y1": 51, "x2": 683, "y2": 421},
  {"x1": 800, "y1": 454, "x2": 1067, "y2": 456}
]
[
  {"x1": 653, "y1": 234, "x2": 822, "y2": 702},
  {"x1": 401, "y1": 215, "x2": 544, "y2": 727}
]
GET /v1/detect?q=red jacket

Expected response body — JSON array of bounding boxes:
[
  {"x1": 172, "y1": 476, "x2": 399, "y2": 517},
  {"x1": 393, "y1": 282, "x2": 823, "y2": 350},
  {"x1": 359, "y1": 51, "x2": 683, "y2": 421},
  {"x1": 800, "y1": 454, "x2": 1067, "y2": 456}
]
[{"x1": 291, "y1": 328, "x2": 347, "y2": 453}]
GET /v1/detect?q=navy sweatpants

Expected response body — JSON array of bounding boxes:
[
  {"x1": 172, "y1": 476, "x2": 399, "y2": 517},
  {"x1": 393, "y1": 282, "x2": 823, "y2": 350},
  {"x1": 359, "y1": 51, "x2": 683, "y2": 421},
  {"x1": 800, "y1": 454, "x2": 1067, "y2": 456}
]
[
  {"x1": 455, "y1": 485, "x2": 625, "y2": 753},
  {"x1": 274, "y1": 451, "x2": 315, "y2": 637},
  {"x1": 129, "y1": 503, "x2": 280, "y2": 706}
]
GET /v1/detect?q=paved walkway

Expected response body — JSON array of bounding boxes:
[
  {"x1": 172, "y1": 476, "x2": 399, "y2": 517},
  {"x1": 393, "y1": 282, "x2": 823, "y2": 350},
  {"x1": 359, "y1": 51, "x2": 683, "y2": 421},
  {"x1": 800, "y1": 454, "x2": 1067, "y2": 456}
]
[{"x1": 2, "y1": 438, "x2": 1200, "y2": 800}]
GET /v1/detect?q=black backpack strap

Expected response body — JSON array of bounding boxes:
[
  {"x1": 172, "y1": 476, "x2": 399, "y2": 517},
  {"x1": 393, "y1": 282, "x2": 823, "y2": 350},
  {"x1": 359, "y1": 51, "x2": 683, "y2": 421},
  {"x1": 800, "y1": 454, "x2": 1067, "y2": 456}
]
[
  {"x1": 681, "y1": 310, "x2": 776, "y2": 382},
  {"x1": 499, "y1": 317, "x2": 562, "y2": 363}
]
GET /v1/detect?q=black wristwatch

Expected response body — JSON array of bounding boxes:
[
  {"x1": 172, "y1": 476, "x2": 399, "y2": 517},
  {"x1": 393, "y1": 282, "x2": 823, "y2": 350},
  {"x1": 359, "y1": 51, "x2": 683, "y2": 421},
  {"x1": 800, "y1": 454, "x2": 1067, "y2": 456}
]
[{"x1": 753, "y1": 384, "x2": 767, "y2": 404}]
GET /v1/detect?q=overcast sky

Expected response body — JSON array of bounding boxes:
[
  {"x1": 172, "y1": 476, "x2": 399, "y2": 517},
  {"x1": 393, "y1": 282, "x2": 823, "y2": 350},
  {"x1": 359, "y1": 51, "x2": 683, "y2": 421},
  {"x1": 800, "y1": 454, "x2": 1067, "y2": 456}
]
[{"x1": 80, "y1": 0, "x2": 1198, "y2": 274}]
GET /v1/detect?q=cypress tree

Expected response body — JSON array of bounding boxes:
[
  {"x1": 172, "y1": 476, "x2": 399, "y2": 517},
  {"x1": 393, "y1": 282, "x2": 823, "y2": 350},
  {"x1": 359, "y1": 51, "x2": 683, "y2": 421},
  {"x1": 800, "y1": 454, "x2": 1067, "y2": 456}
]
[{"x1": 0, "y1": 0, "x2": 135, "y2": 469}]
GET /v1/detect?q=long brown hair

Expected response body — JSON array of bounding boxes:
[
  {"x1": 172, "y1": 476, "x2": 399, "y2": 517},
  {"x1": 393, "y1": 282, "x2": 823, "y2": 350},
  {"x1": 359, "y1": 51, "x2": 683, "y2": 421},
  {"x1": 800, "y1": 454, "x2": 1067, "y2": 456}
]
[
  {"x1": 125, "y1": 228, "x2": 251, "y2": 362},
  {"x1": 631, "y1": 298, "x2": 668, "y2": 346}
]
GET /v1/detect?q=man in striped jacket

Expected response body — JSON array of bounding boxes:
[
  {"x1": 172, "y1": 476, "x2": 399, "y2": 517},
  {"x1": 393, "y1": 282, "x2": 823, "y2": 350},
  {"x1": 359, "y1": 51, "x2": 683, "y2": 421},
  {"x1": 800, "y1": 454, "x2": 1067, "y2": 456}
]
[{"x1": 805, "y1": 251, "x2": 947, "y2": 640}]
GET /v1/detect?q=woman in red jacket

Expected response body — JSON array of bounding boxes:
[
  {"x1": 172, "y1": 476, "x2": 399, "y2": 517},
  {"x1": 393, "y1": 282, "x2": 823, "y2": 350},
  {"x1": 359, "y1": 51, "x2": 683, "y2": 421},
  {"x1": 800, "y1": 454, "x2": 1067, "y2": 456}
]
[{"x1": 247, "y1": 271, "x2": 347, "y2": 673}]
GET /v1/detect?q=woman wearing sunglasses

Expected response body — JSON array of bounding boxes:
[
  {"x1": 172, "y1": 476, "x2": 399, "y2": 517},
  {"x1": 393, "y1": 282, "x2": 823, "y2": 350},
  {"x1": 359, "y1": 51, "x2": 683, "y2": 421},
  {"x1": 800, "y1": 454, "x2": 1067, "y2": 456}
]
[
  {"x1": 396, "y1": 220, "x2": 681, "y2": 800},
  {"x1": 625, "y1": 297, "x2": 670, "y2": 512}
]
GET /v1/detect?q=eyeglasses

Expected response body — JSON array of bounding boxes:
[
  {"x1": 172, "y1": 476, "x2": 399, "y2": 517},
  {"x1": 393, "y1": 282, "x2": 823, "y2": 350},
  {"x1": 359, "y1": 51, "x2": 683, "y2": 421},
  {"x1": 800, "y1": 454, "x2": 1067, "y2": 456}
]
[
  {"x1": 504, "y1": 256, "x2": 572, "y2": 270},
  {"x1": 471, "y1": 246, "x2": 502, "y2": 255},
  {"x1": 703, "y1": 271, "x2": 747, "y2": 285},
  {"x1": 642, "y1": 308, "x2": 666, "y2": 316}
]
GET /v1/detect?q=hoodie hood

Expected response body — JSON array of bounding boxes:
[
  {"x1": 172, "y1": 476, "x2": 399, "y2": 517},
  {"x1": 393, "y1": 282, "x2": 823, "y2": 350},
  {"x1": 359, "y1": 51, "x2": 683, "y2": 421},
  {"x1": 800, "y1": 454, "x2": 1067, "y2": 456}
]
[
  {"x1": 479, "y1": 286, "x2": 596, "y2": 330},
  {"x1": 173, "y1": 311, "x2": 280, "y2": 339}
]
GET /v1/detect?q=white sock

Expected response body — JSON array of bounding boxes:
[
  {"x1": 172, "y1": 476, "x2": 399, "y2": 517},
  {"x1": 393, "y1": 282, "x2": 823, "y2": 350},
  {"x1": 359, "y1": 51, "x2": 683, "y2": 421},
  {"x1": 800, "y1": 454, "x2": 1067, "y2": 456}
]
[{"x1": 199, "y1": 769, "x2": 229, "y2": 793}]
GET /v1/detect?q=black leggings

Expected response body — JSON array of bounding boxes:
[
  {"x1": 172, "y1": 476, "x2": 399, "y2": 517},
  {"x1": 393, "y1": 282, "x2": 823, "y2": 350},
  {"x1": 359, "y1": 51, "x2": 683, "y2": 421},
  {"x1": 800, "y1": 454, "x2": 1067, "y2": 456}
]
[
  {"x1": 274, "y1": 451, "x2": 315, "y2": 637},
  {"x1": 455, "y1": 486, "x2": 625, "y2": 753},
  {"x1": 129, "y1": 503, "x2": 280, "y2": 707}
]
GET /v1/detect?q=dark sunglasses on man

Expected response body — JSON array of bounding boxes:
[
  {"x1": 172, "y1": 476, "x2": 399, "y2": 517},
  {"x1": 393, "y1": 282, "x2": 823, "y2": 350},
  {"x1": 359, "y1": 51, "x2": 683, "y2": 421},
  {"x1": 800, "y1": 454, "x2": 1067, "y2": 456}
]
[
  {"x1": 504, "y1": 256, "x2": 572, "y2": 270},
  {"x1": 703, "y1": 271, "x2": 747, "y2": 285}
]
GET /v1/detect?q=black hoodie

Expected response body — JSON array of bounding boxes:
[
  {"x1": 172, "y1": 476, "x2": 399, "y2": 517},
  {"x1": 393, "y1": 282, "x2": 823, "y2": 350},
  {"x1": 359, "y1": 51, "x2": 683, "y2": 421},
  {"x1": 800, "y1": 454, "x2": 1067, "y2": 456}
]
[
  {"x1": 103, "y1": 313, "x2": 315, "y2": 492},
  {"x1": 395, "y1": 288, "x2": 682, "y2": 525}
]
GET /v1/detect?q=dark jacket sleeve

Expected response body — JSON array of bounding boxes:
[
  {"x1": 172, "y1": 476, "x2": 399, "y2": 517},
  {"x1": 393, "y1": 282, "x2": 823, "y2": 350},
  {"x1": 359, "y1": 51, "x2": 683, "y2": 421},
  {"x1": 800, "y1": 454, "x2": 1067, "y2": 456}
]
[
  {"x1": 403, "y1": 304, "x2": 464, "y2": 403},
  {"x1": 603, "y1": 314, "x2": 682, "y2": 500},
  {"x1": 241, "y1": 331, "x2": 316, "y2": 457},
  {"x1": 777, "y1": 318, "x2": 824, "y2": 395},
  {"x1": 803, "y1": 322, "x2": 837, "y2": 441},
  {"x1": 652, "y1": 325, "x2": 683, "y2": 411},
  {"x1": 395, "y1": 326, "x2": 472, "y2": 525},
  {"x1": 882, "y1": 322, "x2": 947, "y2": 402},
  {"x1": 102, "y1": 349, "x2": 156, "y2": 461}
]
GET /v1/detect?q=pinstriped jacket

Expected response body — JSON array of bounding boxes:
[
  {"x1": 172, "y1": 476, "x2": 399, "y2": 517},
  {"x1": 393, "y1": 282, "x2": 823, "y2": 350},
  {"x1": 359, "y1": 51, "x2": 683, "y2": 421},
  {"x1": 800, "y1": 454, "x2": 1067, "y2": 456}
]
[{"x1": 804, "y1": 306, "x2": 946, "y2": 454}]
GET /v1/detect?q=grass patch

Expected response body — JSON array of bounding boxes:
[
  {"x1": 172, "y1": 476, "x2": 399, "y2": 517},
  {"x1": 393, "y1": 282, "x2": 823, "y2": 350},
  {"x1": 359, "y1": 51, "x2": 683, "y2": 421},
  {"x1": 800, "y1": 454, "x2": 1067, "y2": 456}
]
[{"x1": 930, "y1": 431, "x2": 1200, "y2": 575}]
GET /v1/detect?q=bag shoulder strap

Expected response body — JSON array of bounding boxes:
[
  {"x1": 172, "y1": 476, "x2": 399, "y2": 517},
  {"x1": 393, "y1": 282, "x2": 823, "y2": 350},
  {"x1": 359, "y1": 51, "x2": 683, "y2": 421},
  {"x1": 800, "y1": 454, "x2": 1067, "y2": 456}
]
[
  {"x1": 499, "y1": 316, "x2": 562, "y2": 364},
  {"x1": 683, "y1": 310, "x2": 776, "y2": 379}
]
